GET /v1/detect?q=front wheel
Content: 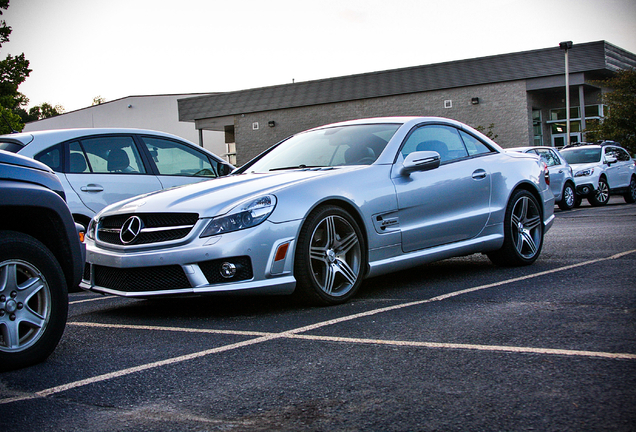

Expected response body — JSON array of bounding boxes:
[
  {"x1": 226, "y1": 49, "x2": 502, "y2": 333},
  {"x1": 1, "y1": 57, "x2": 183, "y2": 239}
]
[
  {"x1": 624, "y1": 176, "x2": 636, "y2": 204},
  {"x1": 588, "y1": 178, "x2": 610, "y2": 206},
  {"x1": 487, "y1": 190, "x2": 544, "y2": 266},
  {"x1": 0, "y1": 231, "x2": 68, "y2": 372},
  {"x1": 294, "y1": 206, "x2": 366, "y2": 306},
  {"x1": 558, "y1": 182, "x2": 576, "y2": 210}
]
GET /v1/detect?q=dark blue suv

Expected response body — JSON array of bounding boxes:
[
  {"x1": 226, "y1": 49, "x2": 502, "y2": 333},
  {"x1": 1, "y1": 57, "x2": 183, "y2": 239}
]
[{"x1": 0, "y1": 150, "x2": 85, "y2": 371}]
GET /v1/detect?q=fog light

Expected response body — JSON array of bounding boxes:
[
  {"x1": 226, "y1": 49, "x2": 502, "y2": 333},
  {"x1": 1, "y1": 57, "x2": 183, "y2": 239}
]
[{"x1": 220, "y1": 262, "x2": 237, "y2": 279}]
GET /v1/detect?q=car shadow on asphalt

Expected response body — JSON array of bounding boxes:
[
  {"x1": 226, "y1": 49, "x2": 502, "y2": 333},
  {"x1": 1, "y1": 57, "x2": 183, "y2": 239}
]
[{"x1": 82, "y1": 255, "x2": 512, "y2": 321}]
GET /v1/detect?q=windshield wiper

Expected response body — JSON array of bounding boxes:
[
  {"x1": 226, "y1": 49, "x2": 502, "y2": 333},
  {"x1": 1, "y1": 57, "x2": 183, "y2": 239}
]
[{"x1": 269, "y1": 165, "x2": 326, "y2": 171}]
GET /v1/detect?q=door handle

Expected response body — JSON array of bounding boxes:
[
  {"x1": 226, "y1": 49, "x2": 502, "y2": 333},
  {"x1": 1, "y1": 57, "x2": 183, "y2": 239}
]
[
  {"x1": 80, "y1": 184, "x2": 104, "y2": 192},
  {"x1": 472, "y1": 169, "x2": 487, "y2": 180}
]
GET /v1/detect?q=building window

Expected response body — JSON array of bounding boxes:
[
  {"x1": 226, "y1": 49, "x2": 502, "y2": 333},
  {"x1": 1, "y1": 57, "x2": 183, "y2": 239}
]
[
  {"x1": 532, "y1": 109, "x2": 543, "y2": 146},
  {"x1": 226, "y1": 142, "x2": 237, "y2": 165}
]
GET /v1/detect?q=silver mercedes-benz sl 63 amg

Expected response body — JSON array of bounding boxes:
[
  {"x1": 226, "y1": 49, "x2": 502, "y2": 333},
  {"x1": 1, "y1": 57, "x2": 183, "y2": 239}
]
[{"x1": 81, "y1": 117, "x2": 555, "y2": 305}]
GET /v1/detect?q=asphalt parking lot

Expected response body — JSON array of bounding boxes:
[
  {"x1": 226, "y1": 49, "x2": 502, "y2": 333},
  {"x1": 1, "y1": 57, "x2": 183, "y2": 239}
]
[{"x1": 2, "y1": 196, "x2": 635, "y2": 431}]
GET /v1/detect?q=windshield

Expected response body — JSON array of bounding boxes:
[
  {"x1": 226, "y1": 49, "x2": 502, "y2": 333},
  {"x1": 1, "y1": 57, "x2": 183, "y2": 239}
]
[
  {"x1": 560, "y1": 147, "x2": 602, "y2": 164},
  {"x1": 244, "y1": 123, "x2": 401, "y2": 173}
]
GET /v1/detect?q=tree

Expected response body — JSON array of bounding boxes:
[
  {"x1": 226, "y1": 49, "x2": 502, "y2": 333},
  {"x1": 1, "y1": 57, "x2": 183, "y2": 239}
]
[
  {"x1": 0, "y1": 0, "x2": 32, "y2": 133},
  {"x1": 92, "y1": 95, "x2": 106, "y2": 105},
  {"x1": 475, "y1": 123, "x2": 498, "y2": 141},
  {"x1": 16, "y1": 102, "x2": 64, "y2": 122},
  {"x1": 585, "y1": 69, "x2": 636, "y2": 155}
]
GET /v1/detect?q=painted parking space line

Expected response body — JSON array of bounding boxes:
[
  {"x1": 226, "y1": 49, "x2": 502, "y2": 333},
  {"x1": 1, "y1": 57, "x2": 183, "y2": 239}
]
[
  {"x1": 70, "y1": 321, "x2": 636, "y2": 360},
  {"x1": 69, "y1": 295, "x2": 117, "y2": 305},
  {"x1": 68, "y1": 321, "x2": 272, "y2": 337},
  {"x1": 287, "y1": 334, "x2": 636, "y2": 360},
  {"x1": 2, "y1": 249, "x2": 634, "y2": 405}
]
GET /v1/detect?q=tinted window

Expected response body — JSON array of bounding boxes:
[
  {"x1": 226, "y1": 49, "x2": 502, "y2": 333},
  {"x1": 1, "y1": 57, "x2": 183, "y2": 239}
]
[
  {"x1": 79, "y1": 136, "x2": 146, "y2": 174},
  {"x1": 34, "y1": 144, "x2": 63, "y2": 172},
  {"x1": 68, "y1": 141, "x2": 90, "y2": 173},
  {"x1": 140, "y1": 137, "x2": 217, "y2": 177},
  {"x1": 0, "y1": 141, "x2": 24, "y2": 153},
  {"x1": 401, "y1": 125, "x2": 468, "y2": 163}
]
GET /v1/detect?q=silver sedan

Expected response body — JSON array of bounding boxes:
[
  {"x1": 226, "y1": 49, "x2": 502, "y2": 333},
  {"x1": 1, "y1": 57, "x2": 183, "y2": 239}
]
[{"x1": 82, "y1": 117, "x2": 555, "y2": 305}]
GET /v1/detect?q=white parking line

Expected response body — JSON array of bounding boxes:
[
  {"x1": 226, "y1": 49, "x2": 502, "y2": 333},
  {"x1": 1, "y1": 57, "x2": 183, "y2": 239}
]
[
  {"x1": 69, "y1": 295, "x2": 117, "y2": 305},
  {"x1": 2, "y1": 249, "x2": 634, "y2": 405}
]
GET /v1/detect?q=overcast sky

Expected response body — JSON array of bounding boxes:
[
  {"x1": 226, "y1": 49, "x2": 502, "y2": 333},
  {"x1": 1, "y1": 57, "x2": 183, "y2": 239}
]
[{"x1": 3, "y1": 0, "x2": 636, "y2": 112}]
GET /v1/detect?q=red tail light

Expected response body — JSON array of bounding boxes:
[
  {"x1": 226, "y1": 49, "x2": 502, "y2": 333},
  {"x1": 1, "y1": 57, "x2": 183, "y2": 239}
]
[{"x1": 542, "y1": 161, "x2": 550, "y2": 186}]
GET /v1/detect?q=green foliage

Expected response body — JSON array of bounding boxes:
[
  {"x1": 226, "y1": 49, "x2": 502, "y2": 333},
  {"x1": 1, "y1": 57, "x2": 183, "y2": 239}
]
[
  {"x1": 0, "y1": 0, "x2": 33, "y2": 134},
  {"x1": 92, "y1": 95, "x2": 105, "y2": 105},
  {"x1": 585, "y1": 69, "x2": 636, "y2": 155},
  {"x1": 0, "y1": 1, "x2": 11, "y2": 47},
  {"x1": 475, "y1": 123, "x2": 499, "y2": 141}
]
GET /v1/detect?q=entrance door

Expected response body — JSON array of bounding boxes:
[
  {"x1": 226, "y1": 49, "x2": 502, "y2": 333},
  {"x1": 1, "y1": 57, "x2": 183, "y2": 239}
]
[{"x1": 552, "y1": 133, "x2": 581, "y2": 147}]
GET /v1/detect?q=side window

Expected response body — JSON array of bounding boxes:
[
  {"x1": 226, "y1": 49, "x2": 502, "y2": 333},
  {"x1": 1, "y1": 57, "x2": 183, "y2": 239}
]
[
  {"x1": 616, "y1": 147, "x2": 631, "y2": 162},
  {"x1": 79, "y1": 136, "x2": 146, "y2": 174},
  {"x1": 68, "y1": 141, "x2": 90, "y2": 173},
  {"x1": 401, "y1": 125, "x2": 468, "y2": 164},
  {"x1": 458, "y1": 130, "x2": 494, "y2": 156},
  {"x1": 34, "y1": 144, "x2": 63, "y2": 172},
  {"x1": 535, "y1": 149, "x2": 559, "y2": 167},
  {"x1": 140, "y1": 137, "x2": 216, "y2": 177}
]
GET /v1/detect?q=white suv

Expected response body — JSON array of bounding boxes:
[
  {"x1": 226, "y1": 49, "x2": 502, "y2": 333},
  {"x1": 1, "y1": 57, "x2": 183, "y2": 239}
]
[{"x1": 560, "y1": 141, "x2": 636, "y2": 206}]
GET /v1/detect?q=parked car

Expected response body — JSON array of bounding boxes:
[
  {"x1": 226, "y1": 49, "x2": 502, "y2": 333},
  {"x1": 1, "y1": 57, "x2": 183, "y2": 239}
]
[
  {"x1": 0, "y1": 129, "x2": 235, "y2": 228},
  {"x1": 507, "y1": 146, "x2": 576, "y2": 210},
  {"x1": 0, "y1": 150, "x2": 86, "y2": 371},
  {"x1": 559, "y1": 141, "x2": 636, "y2": 206},
  {"x1": 81, "y1": 117, "x2": 555, "y2": 305}
]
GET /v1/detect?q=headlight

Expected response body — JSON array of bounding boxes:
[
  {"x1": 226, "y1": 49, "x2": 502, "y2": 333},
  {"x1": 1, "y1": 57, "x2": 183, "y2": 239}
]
[
  {"x1": 574, "y1": 168, "x2": 593, "y2": 177},
  {"x1": 86, "y1": 217, "x2": 97, "y2": 240},
  {"x1": 200, "y1": 195, "x2": 277, "y2": 237}
]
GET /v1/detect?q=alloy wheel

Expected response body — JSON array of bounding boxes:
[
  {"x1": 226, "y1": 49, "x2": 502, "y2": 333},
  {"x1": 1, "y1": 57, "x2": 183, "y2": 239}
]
[{"x1": 308, "y1": 214, "x2": 362, "y2": 297}]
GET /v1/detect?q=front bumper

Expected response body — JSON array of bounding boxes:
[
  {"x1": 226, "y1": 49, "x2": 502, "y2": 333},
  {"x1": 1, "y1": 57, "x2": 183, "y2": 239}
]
[
  {"x1": 80, "y1": 219, "x2": 300, "y2": 298},
  {"x1": 574, "y1": 182, "x2": 595, "y2": 197}
]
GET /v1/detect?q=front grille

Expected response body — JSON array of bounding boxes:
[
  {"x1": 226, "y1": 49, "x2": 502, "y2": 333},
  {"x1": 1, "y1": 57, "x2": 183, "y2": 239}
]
[
  {"x1": 97, "y1": 212, "x2": 199, "y2": 246},
  {"x1": 199, "y1": 256, "x2": 253, "y2": 284},
  {"x1": 83, "y1": 263, "x2": 90, "y2": 281},
  {"x1": 93, "y1": 264, "x2": 191, "y2": 292}
]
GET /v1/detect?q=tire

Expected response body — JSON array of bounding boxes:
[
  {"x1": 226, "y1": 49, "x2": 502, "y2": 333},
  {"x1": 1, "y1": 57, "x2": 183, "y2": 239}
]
[
  {"x1": 574, "y1": 195, "x2": 582, "y2": 208},
  {"x1": 558, "y1": 182, "x2": 576, "y2": 210},
  {"x1": 588, "y1": 178, "x2": 610, "y2": 206},
  {"x1": 624, "y1": 176, "x2": 636, "y2": 204},
  {"x1": 487, "y1": 189, "x2": 544, "y2": 267},
  {"x1": 294, "y1": 206, "x2": 366, "y2": 306},
  {"x1": 0, "y1": 231, "x2": 68, "y2": 372}
]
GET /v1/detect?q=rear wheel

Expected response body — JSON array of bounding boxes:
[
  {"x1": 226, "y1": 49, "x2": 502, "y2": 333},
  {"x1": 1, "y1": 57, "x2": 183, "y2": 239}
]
[
  {"x1": 294, "y1": 206, "x2": 365, "y2": 305},
  {"x1": 588, "y1": 178, "x2": 610, "y2": 206},
  {"x1": 487, "y1": 190, "x2": 544, "y2": 266},
  {"x1": 558, "y1": 182, "x2": 576, "y2": 210},
  {"x1": 0, "y1": 231, "x2": 68, "y2": 371},
  {"x1": 624, "y1": 176, "x2": 636, "y2": 203}
]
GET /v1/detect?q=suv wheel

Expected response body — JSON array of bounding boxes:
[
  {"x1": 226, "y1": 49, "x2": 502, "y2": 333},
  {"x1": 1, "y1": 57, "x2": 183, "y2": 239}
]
[
  {"x1": 624, "y1": 176, "x2": 636, "y2": 204},
  {"x1": 0, "y1": 231, "x2": 69, "y2": 371},
  {"x1": 588, "y1": 178, "x2": 610, "y2": 207}
]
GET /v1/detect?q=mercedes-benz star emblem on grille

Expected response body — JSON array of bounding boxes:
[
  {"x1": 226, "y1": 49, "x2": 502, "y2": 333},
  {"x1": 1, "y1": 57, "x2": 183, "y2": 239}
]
[{"x1": 120, "y1": 216, "x2": 143, "y2": 244}]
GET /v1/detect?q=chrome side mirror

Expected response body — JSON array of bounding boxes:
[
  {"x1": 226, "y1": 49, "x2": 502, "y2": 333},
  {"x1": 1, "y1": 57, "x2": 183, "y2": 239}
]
[{"x1": 400, "y1": 151, "x2": 441, "y2": 176}]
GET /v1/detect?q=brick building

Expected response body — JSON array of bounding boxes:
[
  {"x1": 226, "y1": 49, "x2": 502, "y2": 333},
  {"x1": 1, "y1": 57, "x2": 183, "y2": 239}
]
[{"x1": 178, "y1": 41, "x2": 636, "y2": 166}]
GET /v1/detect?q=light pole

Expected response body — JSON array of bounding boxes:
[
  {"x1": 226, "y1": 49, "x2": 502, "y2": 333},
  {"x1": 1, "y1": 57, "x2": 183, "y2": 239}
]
[{"x1": 559, "y1": 41, "x2": 573, "y2": 146}]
